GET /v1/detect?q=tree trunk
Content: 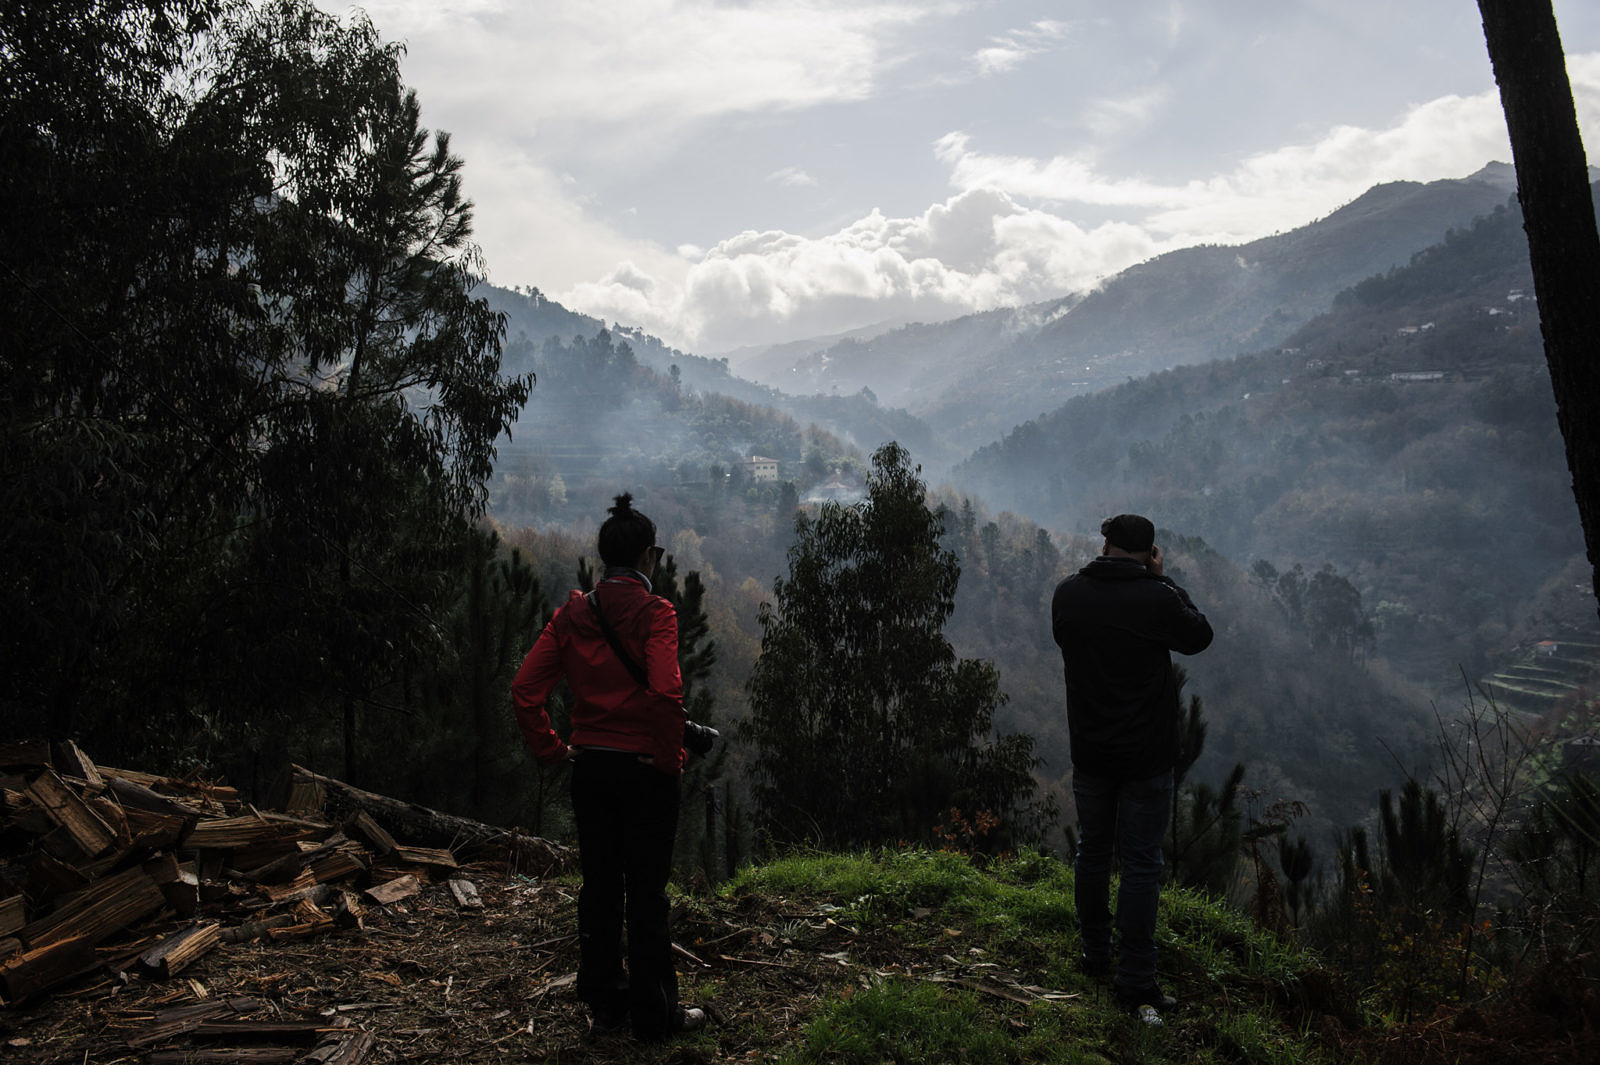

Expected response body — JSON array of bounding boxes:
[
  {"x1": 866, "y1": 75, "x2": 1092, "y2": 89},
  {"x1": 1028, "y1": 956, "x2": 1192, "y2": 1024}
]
[
  {"x1": 1478, "y1": 0, "x2": 1600, "y2": 618},
  {"x1": 283, "y1": 764, "x2": 574, "y2": 876}
]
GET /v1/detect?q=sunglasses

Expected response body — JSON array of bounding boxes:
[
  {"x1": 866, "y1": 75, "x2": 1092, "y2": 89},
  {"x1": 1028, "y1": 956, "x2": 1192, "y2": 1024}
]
[{"x1": 648, "y1": 545, "x2": 665, "y2": 565}]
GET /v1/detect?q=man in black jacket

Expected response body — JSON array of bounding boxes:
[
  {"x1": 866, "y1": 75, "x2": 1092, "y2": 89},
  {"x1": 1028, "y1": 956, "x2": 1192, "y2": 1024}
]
[{"x1": 1052, "y1": 514, "x2": 1213, "y2": 1018}]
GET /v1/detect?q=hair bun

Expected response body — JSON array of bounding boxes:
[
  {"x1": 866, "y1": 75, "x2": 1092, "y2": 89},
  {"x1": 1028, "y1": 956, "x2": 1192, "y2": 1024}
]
[{"x1": 609, "y1": 492, "x2": 635, "y2": 517}]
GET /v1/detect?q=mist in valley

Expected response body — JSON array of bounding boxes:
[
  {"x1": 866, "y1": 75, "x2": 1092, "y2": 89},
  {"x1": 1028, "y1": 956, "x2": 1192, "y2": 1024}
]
[{"x1": 482, "y1": 171, "x2": 1600, "y2": 870}]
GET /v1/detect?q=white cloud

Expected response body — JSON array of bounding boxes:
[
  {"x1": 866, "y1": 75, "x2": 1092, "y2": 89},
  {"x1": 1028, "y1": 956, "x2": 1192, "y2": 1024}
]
[
  {"x1": 355, "y1": 0, "x2": 927, "y2": 142},
  {"x1": 933, "y1": 87, "x2": 1520, "y2": 244},
  {"x1": 551, "y1": 53, "x2": 1600, "y2": 353},
  {"x1": 559, "y1": 187, "x2": 1163, "y2": 352},
  {"x1": 768, "y1": 166, "x2": 819, "y2": 188},
  {"x1": 972, "y1": 18, "x2": 1070, "y2": 77}
]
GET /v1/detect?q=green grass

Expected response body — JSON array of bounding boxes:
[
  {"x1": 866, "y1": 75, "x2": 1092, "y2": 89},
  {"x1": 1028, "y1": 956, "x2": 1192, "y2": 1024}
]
[{"x1": 723, "y1": 848, "x2": 1340, "y2": 1065}]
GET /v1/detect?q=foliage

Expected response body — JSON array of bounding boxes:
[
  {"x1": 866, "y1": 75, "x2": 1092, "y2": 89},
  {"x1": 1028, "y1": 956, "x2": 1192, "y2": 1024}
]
[
  {"x1": 0, "y1": 0, "x2": 531, "y2": 783},
  {"x1": 744, "y1": 443, "x2": 1054, "y2": 851}
]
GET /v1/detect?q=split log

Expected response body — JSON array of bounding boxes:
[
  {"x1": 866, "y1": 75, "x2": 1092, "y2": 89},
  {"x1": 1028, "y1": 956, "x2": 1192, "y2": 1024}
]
[
  {"x1": 0, "y1": 932, "x2": 97, "y2": 1000},
  {"x1": 220, "y1": 915, "x2": 297, "y2": 944},
  {"x1": 303, "y1": 1030, "x2": 377, "y2": 1065},
  {"x1": 0, "y1": 894, "x2": 23, "y2": 937},
  {"x1": 106, "y1": 775, "x2": 202, "y2": 822},
  {"x1": 343, "y1": 811, "x2": 396, "y2": 856},
  {"x1": 20, "y1": 866, "x2": 165, "y2": 951},
  {"x1": 24, "y1": 851, "x2": 90, "y2": 900},
  {"x1": 363, "y1": 875, "x2": 420, "y2": 906},
  {"x1": 125, "y1": 996, "x2": 265, "y2": 1047},
  {"x1": 139, "y1": 922, "x2": 221, "y2": 978},
  {"x1": 182, "y1": 815, "x2": 285, "y2": 851},
  {"x1": 52, "y1": 740, "x2": 103, "y2": 787},
  {"x1": 388, "y1": 845, "x2": 457, "y2": 871},
  {"x1": 287, "y1": 764, "x2": 572, "y2": 874},
  {"x1": 24, "y1": 769, "x2": 119, "y2": 859}
]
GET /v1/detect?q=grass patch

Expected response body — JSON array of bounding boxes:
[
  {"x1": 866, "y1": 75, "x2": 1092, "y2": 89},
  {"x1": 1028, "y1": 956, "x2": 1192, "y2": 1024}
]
[{"x1": 774, "y1": 978, "x2": 1090, "y2": 1065}]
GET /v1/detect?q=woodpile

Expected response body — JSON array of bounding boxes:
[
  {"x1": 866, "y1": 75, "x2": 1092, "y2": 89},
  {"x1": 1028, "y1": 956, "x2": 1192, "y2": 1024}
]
[{"x1": 0, "y1": 739, "x2": 573, "y2": 1034}]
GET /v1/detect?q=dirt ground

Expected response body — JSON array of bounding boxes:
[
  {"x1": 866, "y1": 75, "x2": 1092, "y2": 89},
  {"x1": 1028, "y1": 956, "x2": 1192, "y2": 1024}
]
[
  {"x1": 5, "y1": 860, "x2": 1596, "y2": 1064},
  {"x1": 0, "y1": 862, "x2": 997, "y2": 1064}
]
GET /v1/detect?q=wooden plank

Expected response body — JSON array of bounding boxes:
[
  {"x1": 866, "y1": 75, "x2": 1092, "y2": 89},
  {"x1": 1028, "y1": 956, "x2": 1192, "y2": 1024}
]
[
  {"x1": 20, "y1": 866, "x2": 165, "y2": 951},
  {"x1": 0, "y1": 936, "x2": 20, "y2": 962},
  {"x1": 139, "y1": 922, "x2": 221, "y2": 978},
  {"x1": 25, "y1": 769, "x2": 119, "y2": 859},
  {"x1": 362, "y1": 874, "x2": 420, "y2": 906}
]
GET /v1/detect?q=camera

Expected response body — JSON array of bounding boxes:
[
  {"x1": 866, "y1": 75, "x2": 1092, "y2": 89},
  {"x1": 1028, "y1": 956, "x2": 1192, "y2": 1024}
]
[{"x1": 684, "y1": 721, "x2": 719, "y2": 756}]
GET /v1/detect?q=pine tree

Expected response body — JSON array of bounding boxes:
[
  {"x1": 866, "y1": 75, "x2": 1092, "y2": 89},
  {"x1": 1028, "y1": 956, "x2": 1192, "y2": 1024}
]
[{"x1": 744, "y1": 443, "x2": 1053, "y2": 850}]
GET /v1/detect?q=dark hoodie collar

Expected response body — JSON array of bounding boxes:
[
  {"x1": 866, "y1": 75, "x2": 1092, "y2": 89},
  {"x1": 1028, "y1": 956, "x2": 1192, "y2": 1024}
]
[{"x1": 1081, "y1": 555, "x2": 1151, "y2": 579}]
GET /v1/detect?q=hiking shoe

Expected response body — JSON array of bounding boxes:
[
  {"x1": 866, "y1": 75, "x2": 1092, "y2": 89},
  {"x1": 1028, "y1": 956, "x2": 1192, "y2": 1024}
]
[
  {"x1": 672, "y1": 1006, "x2": 707, "y2": 1034},
  {"x1": 1079, "y1": 953, "x2": 1112, "y2": 978},
  {"x1": 587, "y1": 1010, "x2": 628, "y2": 1039}
]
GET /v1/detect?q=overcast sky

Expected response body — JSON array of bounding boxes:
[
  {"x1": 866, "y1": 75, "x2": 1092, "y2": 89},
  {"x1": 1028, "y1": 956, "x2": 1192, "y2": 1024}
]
[{"x1": 330, "y1": 1, "x2": 1600, "y2": 356}]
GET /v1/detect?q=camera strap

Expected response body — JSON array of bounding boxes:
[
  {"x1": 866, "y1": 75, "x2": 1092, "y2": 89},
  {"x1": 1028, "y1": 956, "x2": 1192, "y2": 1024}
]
[{"x1": 585, "y1": 589, "x2": 648, "y2": 688}]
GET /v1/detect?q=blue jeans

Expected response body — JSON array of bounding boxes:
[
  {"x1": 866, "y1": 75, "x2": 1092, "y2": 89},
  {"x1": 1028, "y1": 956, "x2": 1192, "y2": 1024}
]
[{"x1": 1072, "y1": 769, "x2": 1173, "y2": 991}]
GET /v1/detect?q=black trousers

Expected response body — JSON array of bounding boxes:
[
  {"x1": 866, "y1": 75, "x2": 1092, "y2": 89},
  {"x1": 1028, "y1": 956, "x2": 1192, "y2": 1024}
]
[{"x1": 570, "y1": 751, "x2": 681, "y2": 1038}]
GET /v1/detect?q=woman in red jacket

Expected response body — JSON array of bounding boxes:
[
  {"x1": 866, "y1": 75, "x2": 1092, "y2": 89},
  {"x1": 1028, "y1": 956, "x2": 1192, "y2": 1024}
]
[{"x1": 512, "y1": 494, "x2": 706, "y2": 1040}]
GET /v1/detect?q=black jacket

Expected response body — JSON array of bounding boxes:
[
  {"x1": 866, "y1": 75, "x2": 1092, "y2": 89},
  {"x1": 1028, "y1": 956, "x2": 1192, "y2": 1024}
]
[{"x1": 1051, "y1": 557, "x2": 1214, "y2": 779}]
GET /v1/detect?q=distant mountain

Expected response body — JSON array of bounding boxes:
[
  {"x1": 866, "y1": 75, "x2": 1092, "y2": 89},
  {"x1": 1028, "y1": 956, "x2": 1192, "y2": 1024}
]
[
  {"x1": 955, "y1": 181, "x2": 1600, "y2": 699},
  {"x1": 724, "y1": 165, "x2": 1523, "y2": 460},
  {"x1": 483, "y1": 286, "x2": 940, "y2": 468}
]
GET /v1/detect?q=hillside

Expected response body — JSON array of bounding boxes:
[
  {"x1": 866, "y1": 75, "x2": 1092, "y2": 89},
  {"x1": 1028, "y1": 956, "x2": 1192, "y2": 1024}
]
[
  {"x1": 956, "y1": 185, "x2": 1600, "y2": 701},
  {"x1": 724, "y1": 166, "x2": 1520, "y2": 459},
  {"x1": 6, "y1": 843, "x2": 1589, "y2": 1064}
]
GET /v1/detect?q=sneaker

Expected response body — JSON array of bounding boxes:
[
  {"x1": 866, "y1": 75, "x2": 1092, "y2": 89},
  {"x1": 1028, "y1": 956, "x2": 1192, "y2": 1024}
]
[
  {"x1": 587, "y1": 1010, "x2": 628, "y2": 1039},
  {"x1": 1079, "y1": 953, "x2": 1112, "y2": 978},
  {"x1": 672, "y1": 1006, "x2": 707, "y2": 1034},
  {"x1": 1115, "y1": 983, "x2": 1176, "y2": 1017}
]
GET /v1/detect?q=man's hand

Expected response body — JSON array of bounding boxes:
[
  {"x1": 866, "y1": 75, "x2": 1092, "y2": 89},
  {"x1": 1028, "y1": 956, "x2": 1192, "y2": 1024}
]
[{"x1": 1146, "y1": 544, "x2": 1165, "y2": 578}]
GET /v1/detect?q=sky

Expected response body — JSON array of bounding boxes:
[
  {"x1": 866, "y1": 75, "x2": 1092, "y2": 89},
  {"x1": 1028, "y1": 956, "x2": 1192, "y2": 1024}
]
[{"x1": 326, "y1": 1, "x2": 1600, "y2": 357}]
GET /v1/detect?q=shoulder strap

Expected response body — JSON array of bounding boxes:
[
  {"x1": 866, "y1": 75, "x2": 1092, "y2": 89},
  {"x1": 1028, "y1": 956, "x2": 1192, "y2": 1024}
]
[{"x1": 585, "y1": 588, "x2": 648, "y2": 687}]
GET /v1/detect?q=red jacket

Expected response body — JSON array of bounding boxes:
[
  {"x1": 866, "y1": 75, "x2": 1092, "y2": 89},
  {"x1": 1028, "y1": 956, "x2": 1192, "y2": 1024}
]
[{"x1": 512, "y1": 572, "x2": 687, "y2": 774}]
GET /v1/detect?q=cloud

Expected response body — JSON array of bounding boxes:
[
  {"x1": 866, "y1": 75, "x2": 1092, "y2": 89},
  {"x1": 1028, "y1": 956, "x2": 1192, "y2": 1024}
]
[
  {"x1": 355, "y1": 0, "x2": 928, "y2": 143},
  {"x1": 551, "y1": 54, "x2": 1600, "y2": 353},
  {"x1": 972, "y1": 18, "x2": 1070, "y2": 77},
  {"x1": 558, "y1": 187, "x2": 1163, "y2": 352},
  {"x1": 768, "y1": 166, "x2": 819, "y2": 188},
  {"x1": 931, "y1": 81, "x2": 1535, "y2": 245}
]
